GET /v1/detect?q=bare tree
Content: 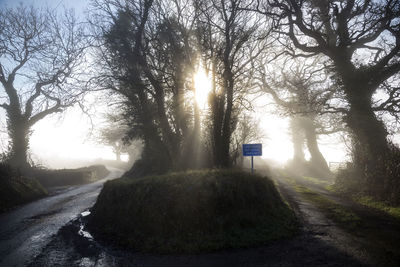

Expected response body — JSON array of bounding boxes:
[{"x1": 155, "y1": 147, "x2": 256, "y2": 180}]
[
  {"x1": 258, "y1": 57, "x2": 342, "y2": 176},
  {"x1": 89, "y1": 0, "x2": 204, "y2": 175},
  {"x1": 90, "y1": 0, "x2": 271, "y2": 172},
  {"x1": 195, "y1": 0, "x2": 269, "y2": 167},
  {"x1": 97, "y1": 109, "x2": 142, "y2": 163},
  {"x1": 98, "y1": 122, "x2": 128, "y2": 162},
  {"x1": 0, "y1": 5, "x2": 87, "y2": 168},
  {"x1": 231, "y1": 113, "x2": 265, "y2": 167},
  {"x1": 259, "y1": 0, "x2": 400, "y2": 172}
]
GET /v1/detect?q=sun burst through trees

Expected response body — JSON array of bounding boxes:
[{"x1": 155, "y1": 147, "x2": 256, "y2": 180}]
[{"x1": 194, "y1": 65, "x2": 212, "y2": 110}]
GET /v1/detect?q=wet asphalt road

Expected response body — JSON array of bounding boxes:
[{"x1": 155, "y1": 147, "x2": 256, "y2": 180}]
[{"x1": 0, "y1": 168, "x2": 124, "y2": 267}]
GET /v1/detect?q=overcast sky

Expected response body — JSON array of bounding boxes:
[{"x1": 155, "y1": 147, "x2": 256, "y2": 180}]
[{"x1": 0, "y1": 0, "x2": 89, "y2": 13}]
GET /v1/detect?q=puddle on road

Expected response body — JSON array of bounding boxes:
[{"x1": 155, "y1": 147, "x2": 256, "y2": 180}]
[
  {"x1": 81, "y1": 211, "x2": 91, "y2": 217},
  {"x1": 78, "y1": 224, "x2": 93, "y2": 239},
  {"x1": 78, "y1": 211, "x2": 93, "y2": 239}
]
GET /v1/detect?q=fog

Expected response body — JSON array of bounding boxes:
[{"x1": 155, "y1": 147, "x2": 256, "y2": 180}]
[
  {"x1": 0, "y1": 93, "x2": 348, "y2": 169},
  {"x1": 0, "y1": 0, "x2": 399, "y2": 183},
  {"x1": 1, "y1": 0, "x2": 400, "y2": 264},
  {"x1": 0, "y1": 0, "x2": 356, "y2": 170}
]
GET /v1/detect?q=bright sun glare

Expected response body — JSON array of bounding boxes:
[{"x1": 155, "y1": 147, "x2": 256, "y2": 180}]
[{"x1": 194, "y1": 66, "x2": 212, "y2": 109}]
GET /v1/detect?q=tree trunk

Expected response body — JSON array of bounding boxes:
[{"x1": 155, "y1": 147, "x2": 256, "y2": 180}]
[
  {"x1": 291, "y1": 117, "x2": 306, "y2": 163},
  {"x1": 115, "y1": 149, "x2": 121, "y2": 162},
  {"x1": 346, "y1": 87, "x2": 389, "y2": 164},
  {"x1": 302, "y1": 117, "x2": 330, "y2": 176},
  {"x1": 175, "y1": 72, "x2": 188, "y2": 138},
  {"x1": 212, "y1": 107, "x2": 224, "y2": 167},
  {"x1": 127, "y1": 81, "x2": 172, "y2": 177},
  {"x1": 210, "y1": 75, "x2": 225, "y2": 168},
  {"x1": 8, "y1": 115, "x2": 30, "y2": 169},
  {"x1": 345, "y1": 88, "x2": 390, "y2": 195},
  {"x1": 211, "y1": 92, "x2": 232, "y2": 168},
  {"x1": 191, "y1": 95, "x2": 202, "y2": 168},
  {"x1": 219, "y1": 51, "x2": 235, "y2": 168},
  {"x1": 220, "y1": 91, "x2": 233, "y2": 168},
  {"x1": 141, "y1": 58, "x2": 178, "y2": 164},
  {"x1": 333, "y1": 57, "x2": 391, "y2": 194},
  {"x1": 333, "y1": 56, "x2": 390, "y2": 163}
]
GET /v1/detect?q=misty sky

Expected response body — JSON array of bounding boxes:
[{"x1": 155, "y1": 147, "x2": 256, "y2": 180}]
[
  {"x1": 0, "y1": 0, "x2": 118, "y2": 168},
  {"x1": 0, "y1": 0, "x2": 351, "y2": 168},
  {"x1": 0, "y1": 0, "x2": 88, "y2": 13}
]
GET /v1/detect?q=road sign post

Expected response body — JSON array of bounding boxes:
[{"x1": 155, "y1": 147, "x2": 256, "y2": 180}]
[
  {"x1": 251, "y1": 156, "x2": 254, "y2": 174},
  {"x1": 242, "y1": 144, "x2": 262, "y2": 174}
]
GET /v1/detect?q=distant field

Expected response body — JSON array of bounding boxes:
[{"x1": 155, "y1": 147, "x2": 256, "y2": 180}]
[{"x1": 33, "y1": 165, "x2": 110, "y2": 188}]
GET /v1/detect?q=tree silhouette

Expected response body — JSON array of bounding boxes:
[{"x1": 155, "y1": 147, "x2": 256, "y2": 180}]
[
  {"x1": 0, "y1": 5, "x2": 87, "y2": 169},
  {"x1": 258, "y1": 0, "x2": 400, "y2": 192},
  {"x1": 89, "y1": 0, "x2": 204, "y2": 175},
  {"x1": 195, "y1": 0, "x2": 269, "y2": 167},
  {"x1": 258, "y1": 57, "x2": 338, "y2": 176}
]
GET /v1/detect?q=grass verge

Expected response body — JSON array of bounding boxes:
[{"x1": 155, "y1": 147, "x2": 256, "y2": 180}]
[
  {"x1": 293, "y1": 183, "x2": 361, "y2": 230},
  {"x1": 280, "y1": 174, "x2": 361, "y2": 230},
  {"x1": 0, "y1": 163, "x2": 48, "y2": 213},
  {"x1": 283, "y1": 174, "x2": 400, "y2": 265},
  {"x1": 327, "y1": 180, "x2": 400, "y2": 220},
  {"x1": 352, "y1": 196, "x2": 400, "y2": 220},
  {"x1": 301, "y1": 176, "x2": 332, "y2": 188},
  {"x1": 88, "y1": 169, "x2": 298, "y2": 253}
]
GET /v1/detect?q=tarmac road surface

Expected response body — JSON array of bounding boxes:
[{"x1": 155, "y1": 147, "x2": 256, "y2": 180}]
[{"x1": 0, "y1": 167, "x2": 124, "y2": 267}]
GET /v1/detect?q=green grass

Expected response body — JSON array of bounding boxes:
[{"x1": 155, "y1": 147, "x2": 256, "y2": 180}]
[
  {"x1": 279, "y1": 173, "x2": 360, "y2": 229},
  {"x1": 353, "y1": 196, "x2": 400, "y2": 220},
  {"x1": 293, "y1": 183, "x2": 361, "y2": 230},
  {"x1": 327, "y1": 177, "x2": 400, "y2": 220},
  {"x1": 88, "y1": 169, "x2": 298, "y2": 253},
  {"x1": 301, "y1": 176, "x2": 332, "y2": 187}
]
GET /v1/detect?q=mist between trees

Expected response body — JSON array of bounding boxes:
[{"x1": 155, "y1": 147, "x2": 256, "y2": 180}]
[{"x1": 1, "y1": 0, "x2": 400, "y2": 204}]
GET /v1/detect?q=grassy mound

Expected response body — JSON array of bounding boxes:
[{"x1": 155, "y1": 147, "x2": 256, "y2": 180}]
[
  {"x1": 88, "y1": 169, "x2": 298, "y2": 253},
  {"x1": 0, "y1": 163, "x2": 48, "y2": 213},
  {"x1": 33, "y1": 165, "x2": 110, "y2": 187}
]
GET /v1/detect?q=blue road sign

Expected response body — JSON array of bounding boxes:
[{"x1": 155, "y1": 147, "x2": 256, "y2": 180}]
[{"x1": 242, "y1": 143, "x2": 262, "y2": 156}]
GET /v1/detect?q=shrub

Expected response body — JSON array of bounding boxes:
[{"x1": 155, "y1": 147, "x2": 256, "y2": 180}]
[
  {"x1": 334, "y1": 163, "x2": 366, "y2": 194},
  {"x1": 0, "y1": 162, "x2": 47, "y2": 212},
  {"x1": 88, "y1": 169, "x2": 298, "y2": 253},
  {"x1": 334, "y1": 142, "x2": 400, "y2": 205}
]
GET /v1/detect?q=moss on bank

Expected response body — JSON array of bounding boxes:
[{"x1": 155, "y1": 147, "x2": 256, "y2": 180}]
[
  {"x1": 0, "y1": 163, "x2": 48, "y2": 213},
  {"x1": 88, "y1": 169, "x2": 298, "y2": 253}
]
